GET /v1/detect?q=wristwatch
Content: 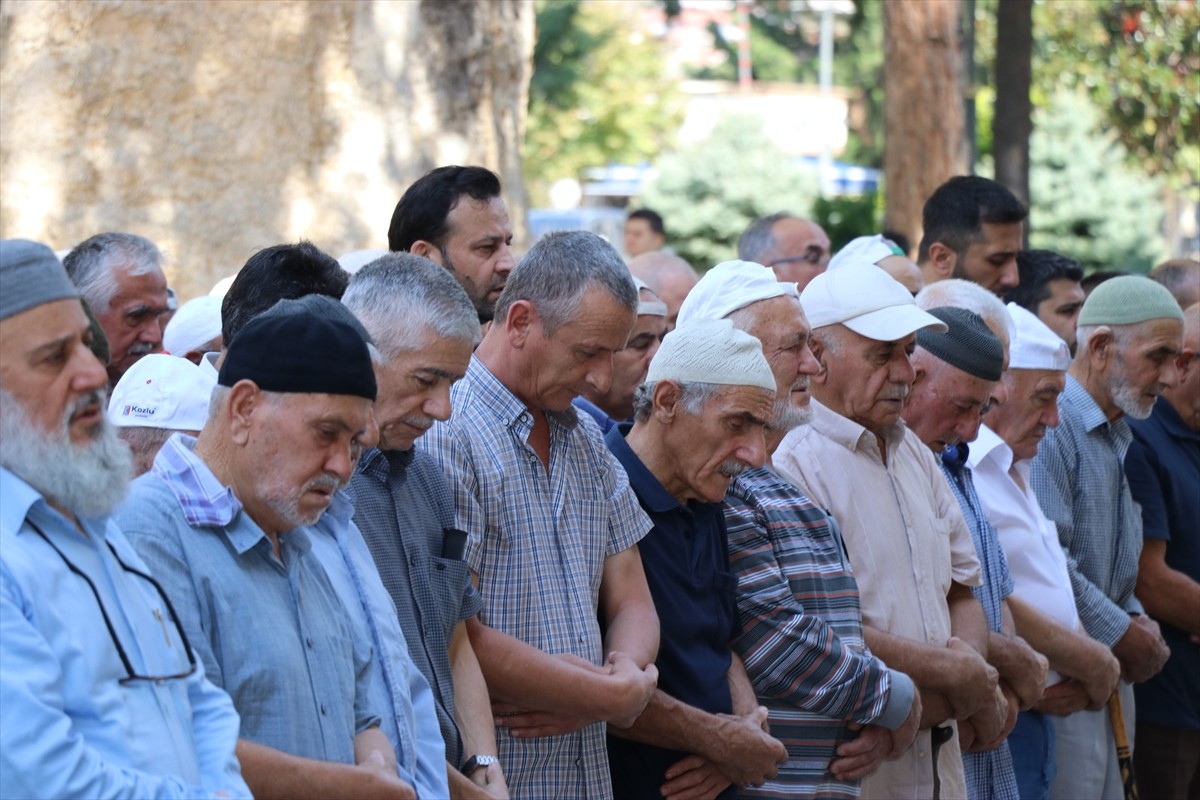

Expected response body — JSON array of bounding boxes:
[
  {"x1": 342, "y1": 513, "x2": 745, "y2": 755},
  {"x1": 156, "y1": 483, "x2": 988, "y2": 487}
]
[{"x1": 461, "y1": 754, "x2": 500, "y2": 775}]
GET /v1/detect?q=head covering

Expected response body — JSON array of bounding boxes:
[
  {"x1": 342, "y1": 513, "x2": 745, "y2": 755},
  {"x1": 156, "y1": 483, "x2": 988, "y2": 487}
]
[
  {"x1": 108, "y1": 354, "x2": 214, "y2": 431},
  {"x1": 676, "y1": 260, "x2": 799, "y2": 325},
  {"x1": 219, "y1": 312, "x2": 377, "y2": 401},
  {"x1": 163, "y1": 295, "x2": 223, "y2": 356},
  {"x1": 1008, "y1": 302, "x2": 1071, "y2": 371},
  {"x1": 1078, "y1": 275, "x2": 1184, "y2": 326},
  {"x1": 827, "y1": 234, "x2": 906, "y2": 271},
  {"x1": 800, "y1": 260, "x2": 947, "y2": 340},
  {"x1": 916, "y1": 307, "x2": 1004, "y2": 381},
  {"x1": 647, "y1": 318, "x2": 776, "y2": 393},
  {"x1": 632, "y1": 276, "x2": 668, "y2": 317},
  {"x1": 257, "y1": 294, "x2": 374, "y2": 346},
  {"x1": 0, "y1": 239, "x2": 79, "y2": 321},
  {"x1": 337, "y1": 249, "x2": 389, "y2": 275}
]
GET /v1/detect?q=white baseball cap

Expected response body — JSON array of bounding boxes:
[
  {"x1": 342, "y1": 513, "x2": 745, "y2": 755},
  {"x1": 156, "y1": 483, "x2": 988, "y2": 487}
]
[
  {"x1": 1007, "y1": 302, "x2": 1071, "y2": 371},
  {"x1": 676, "y1": 260, "x2": 799, "y2": 325},
  {"x1": 800, "y1": 260, "x2": 947, "y2": 340},
  {"x1": 163, "y1": 295, "x2": 223, "y2": 357},
  {"x1": 827, "y1": 234, "x2": 906, "y2": 271},
  {"x1": 108, "y1": 354, "x2": 215, "y2": 431}
]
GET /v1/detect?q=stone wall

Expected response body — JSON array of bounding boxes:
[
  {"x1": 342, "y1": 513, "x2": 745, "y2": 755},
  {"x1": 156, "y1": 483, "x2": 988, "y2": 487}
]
[{"x1": 0, "y1": 0, "x2": 533, "y2": 299}]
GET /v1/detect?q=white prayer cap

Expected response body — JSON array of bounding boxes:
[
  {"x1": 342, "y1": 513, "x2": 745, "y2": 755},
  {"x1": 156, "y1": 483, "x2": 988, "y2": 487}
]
[
  {"x1": 337, "y1": 249, "x2": 389, "y2": 275},
  {"x1": 632, "y1": 276, "x2": 668, "y2": 317},
  {"x1": 1007, "y1": 302, "x2": 1071, "y2": 371},
  {"x1": 108, "y1": 354, "x2": 215, "y2": 431},
  {"x1": 800, "y1": 260, "x2": 947, "y2": 340},
  {"x1": 647, "y1": 318, "x2": 776, "y2": 393},
  {"x1": 676, "y1": 260, "x2": 799, "y2": 326},
  {"x1": 208, "y1": 275, "x2": 236, "y2": 297},
  {"x1": 828, "y1": 234, "x2": 905, "y2": 271},
  {"x1": 163, "y1": 296, "x2": 223, "y2": 357}
]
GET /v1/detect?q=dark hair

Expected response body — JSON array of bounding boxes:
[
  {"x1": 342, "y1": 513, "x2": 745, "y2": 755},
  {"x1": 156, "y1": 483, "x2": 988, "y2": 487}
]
[
  {"x1": 1005, "y1": 250, "x2": 1084, "y2": 310},
  {"x1": 221, "y1": 241, "x2": 348, "y2": 343},
  {"x1": 387, "y1": 166, "x2": 503, "y2": 252},
  {"x1": 880, "y1": 229, "x2": 911, "y2": 257},
  {"x1": 1081, "y1": 269, "x2": 1130, "y2": 296},
  {"x1": 627, "y1": 208, "x2": 665, "y2": 236},
  {"x1": 918, "y1": 176, "x2": 1027, "y2": 263}
]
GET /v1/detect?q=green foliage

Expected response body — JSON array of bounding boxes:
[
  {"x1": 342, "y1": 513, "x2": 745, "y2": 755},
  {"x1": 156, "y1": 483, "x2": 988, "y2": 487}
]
[
  {"x1": 1028, "y1": 90, "x2": 1166, "y2": 273},
  {"x1": 640, "y1": 114, "x2": 820, "y2": 271},
  {"x1": 524, "y1": 0, "x2": 681, "y2": 205},
  {"x1": 686, "y1": 17, "x2": 804, "y2": 82},
  {"x1": 812, "y1": 193, "x2": 880, "y2": 252}
]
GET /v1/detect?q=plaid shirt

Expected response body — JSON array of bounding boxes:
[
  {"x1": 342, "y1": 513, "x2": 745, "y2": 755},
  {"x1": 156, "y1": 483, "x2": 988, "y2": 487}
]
[
  {"x1": 417, "y1": 356, "x2": 651, "y2": 799},
  {"x1": 1031, "y1": 376, "x2": 1142, "y2": 647},
  {"x1": 940, "y1": 444, "x2": 1019, "y2": 800},
  {"x1": 725, "y1": 466, "x2": 912, "y2": 799}
]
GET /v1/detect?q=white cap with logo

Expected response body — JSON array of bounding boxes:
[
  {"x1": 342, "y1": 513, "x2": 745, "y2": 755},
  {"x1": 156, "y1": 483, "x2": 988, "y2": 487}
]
[{"x1": 108, "y1": 354, "x2": 215, "y2": 432}]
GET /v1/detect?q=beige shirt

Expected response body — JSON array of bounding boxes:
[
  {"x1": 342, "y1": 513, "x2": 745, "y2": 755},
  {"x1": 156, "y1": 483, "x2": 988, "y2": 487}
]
[{"x1": 774, "y1": 399, "x2": 982, "y2": 800}]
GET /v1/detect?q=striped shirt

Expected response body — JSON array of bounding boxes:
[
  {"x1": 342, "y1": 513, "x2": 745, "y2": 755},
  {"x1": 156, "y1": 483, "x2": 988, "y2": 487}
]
[
  {"x1": 1031, "y1": 376, "x2": 1141, "y2": 647},
  {"x1": 417, "y1": 356, "x2": 651, "y2": 798},
  {"x1": 725, "y1": 466, "x2": 914, "y2": 799},
  {"x1": 940, "y1": 444, "x2": 1019, "y2": 800}
]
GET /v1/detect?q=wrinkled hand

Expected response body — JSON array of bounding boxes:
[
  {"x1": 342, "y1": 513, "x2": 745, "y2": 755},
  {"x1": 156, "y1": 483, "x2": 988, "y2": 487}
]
[
  {"x1": 605, "y1": 651, "x2": 659, "y2": 729},
  {"x1": 1034, "y1": 680, "x2": 1091, "y2": 716},
  {"x1": 998, "y1": 636, "x2": 1049, "y2": 710},
  {"x1": 354, "y1": 750, "x2": 417, "y2": 800},
  {"x1": 888, "y1": 688, "x2": 922, "y2": 757},
  {"x1": 1075, "y1": 639, "x2": 1121, "y2": 710},
  {"x1": 1113, "y1": 615, "x2": 1169, "y2": 684},
  {"x1": 492, "y1": 702, "x2": 589, "y2": 739},
  {"x1": 962, "y1": 684, "x2": 1009, "y2": 750},
  {"x1": 943, "y1": 637, "x2": 1000, "y2": 720},
  {"x1": 830, "y1": 724, "x2": 891, "y2": 782},
  {"x1": 708, "y1": 707, "x2": 788, "y2": 788},
  {"x1": 474, "y1": 762, "x2": 510, "y2": 800},
  {"x1": 661, "y1": 755, "x2": 732, "y2": 800},
  {"x1": 967, "y1": 684, "x2": 1018, "y2": 752}
]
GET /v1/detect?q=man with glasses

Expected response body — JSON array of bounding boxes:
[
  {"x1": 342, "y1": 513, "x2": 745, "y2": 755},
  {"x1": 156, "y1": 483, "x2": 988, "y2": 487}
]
[
  {"x1": 737, "y1": 213, "x2": 832, "y2": 292},
  {"x1": 0, "y1": 239, "x2": 250, "y2": 798}
]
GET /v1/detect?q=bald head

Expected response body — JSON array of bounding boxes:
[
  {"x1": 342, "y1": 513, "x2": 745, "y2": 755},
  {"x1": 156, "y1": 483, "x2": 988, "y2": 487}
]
[
  {"x1": 1150, "y1": 259, "x2": 1200, "y2": 310},
  {"x1": 628, "y1": 251, "x2": 700, "y2": 330},
  {"x1": 738, "y1": 213, "x2": 831, "y2": 291}
]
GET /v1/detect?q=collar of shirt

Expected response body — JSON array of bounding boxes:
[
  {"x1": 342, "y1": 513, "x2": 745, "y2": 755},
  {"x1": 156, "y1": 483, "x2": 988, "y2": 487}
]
[
  {"x1": 466, "y1": 355, "x2": 579, "y2": 438},
  {"x1": 1064, "y1": 373, "x2": 1114, "y2": 433},
  {"x1": 809, "y1": 398, "x2": 905, "y2": 462},
  {"x1": 1149, "y1": 396, "x2": 1200, "y2": 442},
  {"x1": 357, "y1": 445, "x2": 409, "y2": 485},
  {"x1": 966, "y1": 424, "x2": 1012, "y2": 475},
  {"x1": 605, "y1": 423, "x2": 681, "y2": 514},
  {"x1": 0, "y1": 467, "x2": 109, "y2": 542}
]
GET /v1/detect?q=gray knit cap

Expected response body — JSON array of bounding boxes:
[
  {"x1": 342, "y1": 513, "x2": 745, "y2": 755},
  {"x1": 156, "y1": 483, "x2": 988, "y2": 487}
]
[
  {"x1": 916, "y1": 306, "x2": 1004, "y2": 381},
  {"x1": 1078, "y1": 275, "x2": 1183, "y2": 326},
  {"x1": 0, "y1": 239, "x2": 79, "y2": 321}
]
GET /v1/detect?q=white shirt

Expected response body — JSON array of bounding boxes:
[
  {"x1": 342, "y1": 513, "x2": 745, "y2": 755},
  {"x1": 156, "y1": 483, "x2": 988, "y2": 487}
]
[{"x1": 968, "y1": 424, "x2": 1080, "y2": 686}]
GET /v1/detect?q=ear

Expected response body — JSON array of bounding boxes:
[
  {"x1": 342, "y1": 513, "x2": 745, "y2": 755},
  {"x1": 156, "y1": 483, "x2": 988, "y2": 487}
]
[
  {"x1": 808, "y1": 336, "x2": 831, "y2": 385},
  {"x1": 911, "y1": 361, "x2": 928, "y2": 388},
  {"x1": 652, "y1": 380, "x2": 683, "y2": 423},
  {"x1": 927, "y1": 242, "x2": 957, "y2": 279},
  {"x1": 504, "y1": 300, "x2": 537, "y2": 349},
  {"x1": 226, "y1": 380, "x2": 262, "y2": 445},
  {"x1": 410, "y1": 240, "x2": 441, "y2": 264},
  {"x1": 1177, "y1": 347, "x2": 1197, "y2": 380},
  {"x1": 1085, "y1": 326, "x2": 1114, "y2": 367}
]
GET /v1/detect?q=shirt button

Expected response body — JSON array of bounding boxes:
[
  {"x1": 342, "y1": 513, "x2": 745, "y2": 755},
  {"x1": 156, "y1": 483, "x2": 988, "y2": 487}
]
[
  {"x1": 306, "y1": 637, "x2": 314, "y2": 649},
  {"x1": 410, "y1": 555, "x2": 418, "y2": 567},
  {"x1": 574, "y1": 757, "x2": 583, "y2": 767},
  {"x1": 320, "y1": 703, "x2": 328, "y2": 715}
]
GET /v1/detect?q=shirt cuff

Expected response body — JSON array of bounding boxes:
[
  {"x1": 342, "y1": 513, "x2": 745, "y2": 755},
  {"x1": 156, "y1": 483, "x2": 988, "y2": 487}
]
[{"x1": 875, "y1": 669, "x2": 916, "y2": 731}]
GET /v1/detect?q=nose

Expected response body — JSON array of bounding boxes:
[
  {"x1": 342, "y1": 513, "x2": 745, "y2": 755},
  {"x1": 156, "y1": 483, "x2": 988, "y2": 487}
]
[
  {"x1": 326, "y1": 443, "x2": 358, "y2": 484},
  {"x1": 1160, "y1": 358, "x2": 1181, "y2": 389},
  {"x1": 71, "y1": 342, "x2": 109, "y2": 393},
  {"x1": 143, "y1": 316, "x2": 165, "y2": 345},
  {"x1": 1042, "y1": 403, "x2": 1060, "y2": 429},
  {"x1": 999, "y1": 260, "x2": 1020, "y2": 290},
  {"x1": 496, "y1": 246, "x2": 517, "y2": 277},
  {"x1": 955, "y1": 414, "x2": 983, "y2": 445},
  {"x1": 892, "y1": 352, "x2": 917, "y2": 386},
  {"x1": 739, "y1": 430, "x2": 768, "y2": 470},
  {"x1": 991, "y1": 380, "x2": 1009, "y2": 407},
  {"x1": 426, "y1": 385, "x2": 453, "y2": 422},
  {"x1": 798, "y1": 344, "x2": 820, "y2": 376},
  {"x1": 585, "y1": 356, "x2": 614, "y2": 395}
]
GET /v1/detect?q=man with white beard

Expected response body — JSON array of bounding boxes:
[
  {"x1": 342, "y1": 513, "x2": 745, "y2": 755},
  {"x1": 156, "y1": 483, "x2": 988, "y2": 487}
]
[{"x1": 0, "y1": 239, "x2": 250, "y2": 798}]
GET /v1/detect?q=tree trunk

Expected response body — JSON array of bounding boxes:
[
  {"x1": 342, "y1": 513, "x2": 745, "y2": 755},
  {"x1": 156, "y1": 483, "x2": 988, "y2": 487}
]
[
  {"x1": 992, "y1": 0, "x2": 1033, "y2": 214},
  {"x1": 0, "y1": 0, "x2": 534, "y2": 299},
  {"x1": 882, "y1": 0, "x2": 968, "y2": 252}
]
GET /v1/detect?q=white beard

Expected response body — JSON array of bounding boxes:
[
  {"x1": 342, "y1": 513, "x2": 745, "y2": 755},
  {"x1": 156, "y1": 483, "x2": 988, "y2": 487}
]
[{"x1": 0, "y1": 389, "x2": 133, "y2": 518}]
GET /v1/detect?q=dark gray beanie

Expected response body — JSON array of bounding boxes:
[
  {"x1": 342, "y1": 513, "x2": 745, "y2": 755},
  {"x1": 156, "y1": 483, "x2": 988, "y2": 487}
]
[
  {"x1": 0, "y1": 239, "x2": 79, "y2": 321},
  {"x1": 916, "y1": 306, "x2": 1004, "y2": 381}
]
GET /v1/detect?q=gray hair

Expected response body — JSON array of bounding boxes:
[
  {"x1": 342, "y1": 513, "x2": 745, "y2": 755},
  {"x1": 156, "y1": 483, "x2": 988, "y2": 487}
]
[
  {"x1": 737, "y1": 212, "x2": 793, "y2": 263},
  {"x1": 342, "y1": 252, "x2": 480, "y2": 359},
  {"x1": 495, "y1": 231, "x2": 637, "y2": 335},
  {"x1": 1076, "y1": 322, "x2": 1139, "y2": 357},
  {"x1": 917, "y1": 278, "x2": 1013, "y2": 348},
  {"x1": 631, "y1": 380, "x2": 723, "y2": 422},
  {"x1": 62, "y1": 232, "x2": 164, "y2": 314}
]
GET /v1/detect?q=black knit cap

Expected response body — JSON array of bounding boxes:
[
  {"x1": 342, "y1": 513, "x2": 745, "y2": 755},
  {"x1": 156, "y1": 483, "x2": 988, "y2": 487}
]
[
  {"x1": 915, "y1": 306, "x2": 1004, "y2": 382},
  {"x1": 218, "y1": 311, "x2": 377, "y2": 401}
]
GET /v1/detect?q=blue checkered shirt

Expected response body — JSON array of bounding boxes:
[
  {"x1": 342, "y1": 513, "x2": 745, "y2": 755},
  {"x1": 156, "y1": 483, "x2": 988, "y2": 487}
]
[
  {"x1": 1031, "y1": 376, "x2": 1142, "y2": 647},
  {"x1": 940, "y1": 444, "x2": 1019, "y2": 800},
  {"x1": 416, "y1": 356, "x2": 652, "y2": 799}
]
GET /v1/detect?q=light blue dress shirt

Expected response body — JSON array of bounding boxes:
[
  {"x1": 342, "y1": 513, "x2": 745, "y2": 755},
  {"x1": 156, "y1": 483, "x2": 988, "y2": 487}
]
[
  {"x1": 308, "y1": 491, "x2": 450, "y2": 798},
  {"x1": 115, "y1": 435, "x2": 379, "y2": 764},
  {"x1": 0, "y1": 467, "x2": 250, "y2": 799}
]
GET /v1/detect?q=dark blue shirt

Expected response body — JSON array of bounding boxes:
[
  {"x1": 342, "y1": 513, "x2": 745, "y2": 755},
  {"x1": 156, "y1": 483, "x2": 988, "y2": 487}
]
[
  {"x1": 604, "y1": 424, "x2": 739, "y2": 800},
  {"x1": 1127, "y1": 398, "x2": 1200, "y2": 730},
  {"x1": 572, "y1": 396, "x2": 618, "y2": 434}
]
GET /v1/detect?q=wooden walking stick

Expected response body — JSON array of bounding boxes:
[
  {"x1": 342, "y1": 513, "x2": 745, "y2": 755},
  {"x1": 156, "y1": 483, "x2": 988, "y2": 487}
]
[{"x1": 1108, "y1": 691, "x2": 1139, "y2": 800}]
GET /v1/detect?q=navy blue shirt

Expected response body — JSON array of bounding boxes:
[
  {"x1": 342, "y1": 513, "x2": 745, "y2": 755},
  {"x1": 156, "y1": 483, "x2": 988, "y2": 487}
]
[
  {"x1": 572, "y1": 396, "x2": 618, "y2": 434},
  {"x1": 1127, "y1": 398, "x2": 1200, "y2": 731},
  {"x1": 604, "y1": 425, "x2": 739, "y2": 800}
]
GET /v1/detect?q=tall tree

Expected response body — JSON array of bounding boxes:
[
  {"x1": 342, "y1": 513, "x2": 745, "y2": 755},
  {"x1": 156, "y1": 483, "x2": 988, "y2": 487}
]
[
  {"x1": 881, "y1": 0, "x2": 969, "y2": 250},
  {"x1": 992, "y1": 0, "x2": 1033, "y2": 208}
]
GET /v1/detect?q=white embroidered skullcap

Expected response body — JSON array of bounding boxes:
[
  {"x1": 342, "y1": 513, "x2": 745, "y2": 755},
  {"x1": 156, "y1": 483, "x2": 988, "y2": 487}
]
[
  {"x1": 676, "y1": 260, "x2": 799, "y2": 325},
  {"x1": 646, "y1": 318, "x2": 775, "y2": 393},
  {"x1": 632, "y1": 276, "x2": 668, "y2": 317},
  {"x1": 163, "y1": 295, "x2": 223, "y2": 356},
  {"x1": 1007, "y1": 302, "x2": 1071, "y2": 371}
]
